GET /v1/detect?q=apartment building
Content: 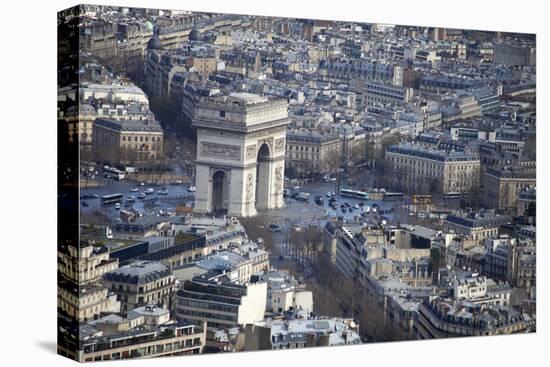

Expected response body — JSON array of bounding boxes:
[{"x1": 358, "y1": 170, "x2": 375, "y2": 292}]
[
  {"x1": 79, "y1": 322, "x2": 206, "y2": 362},
  {"x1": 58, "y1": 245, "x2": 119, "y2": 284},
  {"x1": 58, "y1": 284, "x2": 121, "y2": 322},
  {"x1": 415, "y1": 296, "x2": 535, "y2": 339},
  {"x1": 103, "y1": 261, "x2": 175, "y2": 313},
  {"x1": 385, "y1": 143, "x2": 481, "y2": 193},
  {"x1": 483, "y1": 166, "x2": 536, "y2": 214},
  {"x1": 175, "y1": 274, "x2": 267, "y2": 329},
  {"x1": 93, "y1": 118, "x2": 163, "y2": 165}
]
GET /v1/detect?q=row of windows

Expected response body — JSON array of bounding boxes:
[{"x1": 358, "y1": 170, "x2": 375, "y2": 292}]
[
  {"x1": 179, "y1": 299, "x2": 238, "y2": 314},
  {"x1": 138, "y1": 279, "x2": 172, "y2": 293},
  {"x1": 121, "y1": 143, "x2": 162, "y2": 151},
  {"x1": 178, "y1": 308, "x2": 237, "y2": 322},
  {"x1": 137, "y1": 290, "x2": 168, "y2": 304},
  {"x1": 287, "y1": 145, "x2": 321, "y2": 152},
  {"x1": 84, "y1": 338, "x2": 201, "y2": 361},
  {"x1": 288, "y1": 153, "x2": 321, "y2": 161},
  {"x1": 122, "y1": 136, "x2": 162, "y2": 142}
]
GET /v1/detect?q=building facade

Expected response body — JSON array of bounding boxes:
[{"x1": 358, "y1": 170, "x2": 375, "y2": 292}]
[
  {"x1": 103, "y1": 261, "x2": 175, "y2": 313},
  {"x1": 175, "y1": 276, "x2": 267, "y2": 329},
  {"x1": 79, "y1": 322, "x2": 206, "y2": 362},
  {"x1": 483, "y1": 166, "x2": 536, "y2": 214},
  {"x1": 386, "y1": 143, "x2": 481, "y2": 193},
  {"x1": 93, "y1": 118, "x2": 163, "y2": 165}
]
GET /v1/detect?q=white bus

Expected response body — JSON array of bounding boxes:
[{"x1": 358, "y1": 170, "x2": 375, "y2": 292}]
[
  {"x1": 104, "y1": 166, "x2": 125, "y2": 181},
  {"x1": 340, "y1": 188, "x2": 369, "y2": 200}
]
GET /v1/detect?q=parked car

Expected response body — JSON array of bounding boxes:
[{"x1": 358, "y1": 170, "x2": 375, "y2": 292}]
[{"x1": 269, "y1": 224, "x2": 282, "y2": 232}]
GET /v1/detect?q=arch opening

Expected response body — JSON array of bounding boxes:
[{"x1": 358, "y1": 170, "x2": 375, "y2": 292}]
[
  {"x1": 256, "y1": 143, "x2": 271, "y2": 210},
  {"x1": 211, "y1": 170, "x2": 229, "y2": 215}
]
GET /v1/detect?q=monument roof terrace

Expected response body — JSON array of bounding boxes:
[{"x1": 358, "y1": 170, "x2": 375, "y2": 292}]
[
  {"x1": 197, "y1": 92, "x2": 287, "y2": 111},
  {"x1": 193, "y1": 92, "x2": 289, "y2": 132}
]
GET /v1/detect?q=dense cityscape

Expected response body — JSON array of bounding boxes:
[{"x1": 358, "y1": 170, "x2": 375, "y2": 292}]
[{"x1": 58, "y1": 4, "x2": 536, "y2": 362}]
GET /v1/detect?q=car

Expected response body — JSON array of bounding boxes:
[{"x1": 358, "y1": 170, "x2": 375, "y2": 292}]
[
  {"x1": 145, "y1": 188, "x2": 154, "y2": 194},
  {"x1": 114, "y1": 203, "x2": 121, "y2": 210},
  {"x1": 81, "y1": 201, "x2": 89, "y2": 207},
  {"x1": 127, "y1": 196, "x2": 136, "y2": 202},
  {"x1": 137, "y1": 193, "x2": 146, "y2": 199},
  {"x1": 269, "y1": 224, "x2": 282, "y2": 232},
  {"x1": 187, "y1": 186, "x2": 196, "y2": 192},
  {"x1": 88, "y1": 193, "x2": 98, "y2": 199},
  {"x1": 342, "y1": 207, "x2": 347, "y2": 213},
  {"x1": 326, "y1": 192, "x2": 332, "y2": 197},
  {"x1": 353, "y1": 203, "x2": 360, "y2": 209},
  {"x1": 130, "y1": 187, "x2": 139, "y2": 192},
  {"x1": 158, "y1": 188, "x2": 169, "y2": 195}
]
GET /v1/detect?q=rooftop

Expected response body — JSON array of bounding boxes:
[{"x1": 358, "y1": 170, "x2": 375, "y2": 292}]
[
  {"x1": 103, "y1": 261, "x2": 172, "y2": 285},
  {"x1": 94, "y1": 118, "x2": 163, "y2": 133},
  {"x1": 387, "y1": 143, "x2": 479, "y2": 162}
]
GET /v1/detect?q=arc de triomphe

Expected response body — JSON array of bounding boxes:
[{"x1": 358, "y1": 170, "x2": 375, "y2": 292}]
[{"x1": 193, "y1": 93, "x2": 289, "y2": 217}]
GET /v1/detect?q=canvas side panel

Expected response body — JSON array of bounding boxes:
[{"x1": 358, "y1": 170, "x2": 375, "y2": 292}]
[{"x1": 57, "y1": 4, "x2": 81, "y2": 361}]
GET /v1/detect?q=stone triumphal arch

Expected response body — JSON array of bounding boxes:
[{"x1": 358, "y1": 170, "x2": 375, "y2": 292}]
[{"x1": 193, "y1": 93, "x2": 289, "y2": 217}]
